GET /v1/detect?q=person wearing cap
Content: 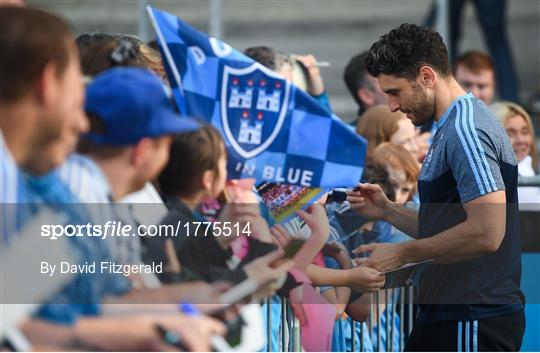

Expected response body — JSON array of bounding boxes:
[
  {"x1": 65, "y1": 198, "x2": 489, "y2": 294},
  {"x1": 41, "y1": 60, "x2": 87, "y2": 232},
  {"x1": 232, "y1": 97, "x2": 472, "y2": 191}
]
[
  {"x1": 59, "y1": 67, "x2": 199, "y2": 273},
  {"x1": 16, "y1": 66, "x2": 226, "y2": 350},
  {"x1": 58, "y1": 67, "x2": 251, "y2": 305}
]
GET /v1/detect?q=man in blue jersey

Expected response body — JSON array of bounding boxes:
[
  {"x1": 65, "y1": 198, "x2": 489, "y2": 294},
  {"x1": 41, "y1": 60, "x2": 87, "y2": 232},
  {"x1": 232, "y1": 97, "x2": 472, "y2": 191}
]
[{"x1": 347, "y1": 24, "x2": 524, "y2": 351}]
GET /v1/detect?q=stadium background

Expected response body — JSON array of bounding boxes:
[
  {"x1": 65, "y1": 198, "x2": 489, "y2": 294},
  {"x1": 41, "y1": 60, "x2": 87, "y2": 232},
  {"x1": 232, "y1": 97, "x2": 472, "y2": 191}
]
[{"x1": 28, "y1": 0, "x2": 540, "y2": 127}]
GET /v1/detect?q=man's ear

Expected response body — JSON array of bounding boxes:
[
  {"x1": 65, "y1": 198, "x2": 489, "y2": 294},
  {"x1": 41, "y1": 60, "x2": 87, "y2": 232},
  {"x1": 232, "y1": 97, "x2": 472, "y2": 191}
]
[
  {"x1": 36, "y1": 62, "x2": 61, "y2": 107},
  {"x1": 357, "y1": 87, "x2": 374, "y2": 107},
  {"x1": 418, "y1": 66, "x2": 437, "y2": 88},
  {"x1": 201, "y1": 169, "x2": 215, "y2": 192},
  {"x1": 132, "y1": 137, "x2": 153, "y2": 167}
]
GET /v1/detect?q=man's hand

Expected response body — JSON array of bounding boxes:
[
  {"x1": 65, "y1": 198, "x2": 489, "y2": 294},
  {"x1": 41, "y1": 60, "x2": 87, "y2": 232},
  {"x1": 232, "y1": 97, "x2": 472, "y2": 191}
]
[
  {"x1": 346, "y1": 183, "x2": 392, "y2": 221},
  {"x1": 353, "y1": 242, "x2": 407, "y2": 273}
]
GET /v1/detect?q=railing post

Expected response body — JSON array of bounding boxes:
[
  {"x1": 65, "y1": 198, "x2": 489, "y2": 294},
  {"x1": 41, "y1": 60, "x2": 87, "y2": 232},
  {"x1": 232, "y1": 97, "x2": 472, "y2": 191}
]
[
  {"x1": 281, "y1": 298, "x2": 287, "y2": 351},
  {"x1": 376, "y1": 292, "x2": 381, "y2": 352},
  {"x1": 360, "y1": 321, "x2": 364, "y2": 352},
  {"x1": 407, "y1": 286, "x2": 414, "y2": 335},
  {"x1": 385, "y1": 289, "x2": 390, "y2": 352},
  {"x1": 351, "y1": 319, "x2": 356, "y2": 352},
  {"x1": 400, "y1": 288, "x2": 404, "y2": 351},
  {"x1": 267, "y1": 298, "x2": 272, "y2": 352}
]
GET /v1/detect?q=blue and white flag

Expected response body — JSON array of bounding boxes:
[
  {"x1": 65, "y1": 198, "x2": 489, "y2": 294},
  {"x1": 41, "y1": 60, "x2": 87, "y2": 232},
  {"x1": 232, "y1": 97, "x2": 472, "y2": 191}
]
[{"x1": 148, "y1": 7, "x2": 366, "y2": 189}]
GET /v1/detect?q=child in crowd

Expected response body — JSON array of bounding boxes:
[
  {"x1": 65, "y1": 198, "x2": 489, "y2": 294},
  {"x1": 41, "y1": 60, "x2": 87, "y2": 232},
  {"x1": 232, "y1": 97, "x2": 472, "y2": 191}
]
[
  {"x1": 371, "y1": 143, "x2": 420, "y2": 206},
  {"x1": 155, "y1": 123, "x2": 295, "y2": 292}
]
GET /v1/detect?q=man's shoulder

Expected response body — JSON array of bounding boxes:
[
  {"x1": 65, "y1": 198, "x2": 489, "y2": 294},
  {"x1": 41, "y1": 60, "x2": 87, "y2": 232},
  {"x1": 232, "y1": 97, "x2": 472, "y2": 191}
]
[
  {"x1": 59, "y1": 154, "x2": 111, "y2": 202},
  {"x1": 442, "y1": 96, "x2": 515, "y2": 162}
]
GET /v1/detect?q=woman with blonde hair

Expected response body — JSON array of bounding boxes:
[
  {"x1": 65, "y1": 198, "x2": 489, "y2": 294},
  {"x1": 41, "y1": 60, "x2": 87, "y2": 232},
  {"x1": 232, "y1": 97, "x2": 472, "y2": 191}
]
[
  {"x1": 491, "y1": 101, "x2": 540, "y2": 205},
  {"x1": 356, "y1": 104, "x2": 426, "y2": 162}
]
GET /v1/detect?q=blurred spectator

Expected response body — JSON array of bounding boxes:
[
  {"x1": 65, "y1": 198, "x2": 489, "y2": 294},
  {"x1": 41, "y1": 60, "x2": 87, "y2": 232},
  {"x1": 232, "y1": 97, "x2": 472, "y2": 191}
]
[
  {"x1": 343, "y1": 51, "x2": 387, "y2": 122},
  {"x1": 75, "y1": 32, "x2": 169, "y2": 223},
  {"x1": 454, "y1": 50, "x2": 496, "y2": 105},
  {"x1": 77, "y1": 33, "x2": 165, "y2": 80},
  {"x1": 371, "y1": 143, "x2": 420, "y2": 204},
  {"x1": 0, "y1": 6, "x2": 78, "y2": 170},
  {"x1": 356, "y1": 105, "x2": 426, "y2": 162},
  {"x1": 1, "y1": 7, "x2": 224, "y2": 350},
  {"x1": 492, "y1": 102, "x2": 540, "y2": 205},
  {"x1": 244, "y1": 46, "x2": 331, "y2": 110},
  {"x1": 75, "y1": 32, "x2": 116, "y2": 51},
  {"x1": 63, "y1": 68, "x2": 198, "y2": 265}
]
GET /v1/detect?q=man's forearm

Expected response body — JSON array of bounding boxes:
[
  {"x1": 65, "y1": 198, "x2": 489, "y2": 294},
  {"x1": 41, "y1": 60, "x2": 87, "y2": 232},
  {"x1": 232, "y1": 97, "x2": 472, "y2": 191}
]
[
  {"x1": 382, "y1": 203, "x2": 419, "y2": 238},
  {"x1": 400, "y1": 219, "x2": 498, "y2": 265}
]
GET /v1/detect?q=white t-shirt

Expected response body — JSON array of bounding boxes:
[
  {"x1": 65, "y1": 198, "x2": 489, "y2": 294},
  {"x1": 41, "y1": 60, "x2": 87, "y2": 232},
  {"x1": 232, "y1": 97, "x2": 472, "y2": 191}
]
[{"x1": 517, "y1": 155, "x2": 540, "y2": 209}]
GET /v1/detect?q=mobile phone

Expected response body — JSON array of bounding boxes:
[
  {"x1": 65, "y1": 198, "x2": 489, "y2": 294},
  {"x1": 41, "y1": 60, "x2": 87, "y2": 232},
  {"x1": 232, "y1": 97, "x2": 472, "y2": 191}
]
[
  {"x1": 327, "y1": 188, "x2": 348, "y2": 203},
  {"x1": 282, "y1": 238, "x2": 306, "y2": 259}
]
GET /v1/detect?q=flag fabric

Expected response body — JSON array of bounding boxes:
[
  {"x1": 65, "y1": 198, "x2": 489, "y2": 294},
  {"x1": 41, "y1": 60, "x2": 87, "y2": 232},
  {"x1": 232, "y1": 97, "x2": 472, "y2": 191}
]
[{"x1": 148, "y1": 7, "x2": 367, "y2": 189}]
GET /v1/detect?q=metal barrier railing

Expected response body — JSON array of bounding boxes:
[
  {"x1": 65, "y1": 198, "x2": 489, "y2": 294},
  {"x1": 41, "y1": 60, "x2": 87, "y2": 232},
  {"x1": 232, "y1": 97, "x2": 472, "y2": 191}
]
[
  {"x1": 518, "y1": 175, "x2": 540, "y2": 187},
  {"x1": 266, "y1": 286, "x2": 415, "y2": 352}
]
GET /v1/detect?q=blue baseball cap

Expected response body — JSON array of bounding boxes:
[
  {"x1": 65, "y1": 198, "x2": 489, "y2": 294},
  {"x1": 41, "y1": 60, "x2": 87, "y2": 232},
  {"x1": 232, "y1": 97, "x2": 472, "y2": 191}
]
[{"x1": 84, "y1": 67, "x2": 199, "y2": 145}]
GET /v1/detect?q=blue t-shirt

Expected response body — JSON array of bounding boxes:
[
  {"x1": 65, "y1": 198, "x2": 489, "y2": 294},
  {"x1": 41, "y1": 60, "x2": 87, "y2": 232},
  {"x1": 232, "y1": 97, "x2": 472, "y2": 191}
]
[{"x1": 417, "y1": 92, "x2": 524, "y2": 322}]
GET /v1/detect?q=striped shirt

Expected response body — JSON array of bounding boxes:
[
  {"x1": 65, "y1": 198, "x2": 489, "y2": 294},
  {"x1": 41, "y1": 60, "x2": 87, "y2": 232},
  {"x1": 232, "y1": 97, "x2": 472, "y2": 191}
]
[
  {"x1": 59, "y1": 154, "x2": 142, "y2": 266},
  {"x1": 1, "y1": 131, "x2": 20, "y2": 242},
  {"x1": 417, "y1": 92, "x2": 523, "y2": 322}
]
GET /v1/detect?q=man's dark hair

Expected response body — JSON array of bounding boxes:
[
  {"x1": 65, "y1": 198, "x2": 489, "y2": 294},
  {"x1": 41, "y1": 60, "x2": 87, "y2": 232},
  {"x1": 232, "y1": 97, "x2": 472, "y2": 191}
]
[
  {"x1": 365, "y1": 23, "x2": 451, "y2": 80},
  {"x1": 0, "y1": 6, "x2": 73, "y2": 101},
  {"x1": 343, "y1": 51, "x2": 376, "y2": 108}
]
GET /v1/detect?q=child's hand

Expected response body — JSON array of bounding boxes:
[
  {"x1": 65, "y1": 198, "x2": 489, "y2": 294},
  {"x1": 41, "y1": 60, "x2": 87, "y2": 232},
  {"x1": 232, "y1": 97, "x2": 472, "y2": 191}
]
[
  {"x1": 296, "y1": 203, "x2": 330, "y2": 244},
  {"x1": 346, "y1": 266, "x2": 385, "y2": 292},
  {"x1": 323, "y1": 241, "x2": 353, "y2": 269},
  {"x1": 270, "y1": 224, "x2": 293, "y2": 248},
  {"x1": 293, "y1": 54, "x2": 325, "y2": 96},
  {"x1": 243, "y1": 250, "x2": 295, "y2": 299}
]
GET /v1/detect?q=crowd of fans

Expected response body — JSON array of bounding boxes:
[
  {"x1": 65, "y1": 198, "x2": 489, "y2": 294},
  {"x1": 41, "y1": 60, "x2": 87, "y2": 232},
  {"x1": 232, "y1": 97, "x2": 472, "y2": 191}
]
[{"x1": 1, "y1": 4, "x2": 538, "y2": 352}]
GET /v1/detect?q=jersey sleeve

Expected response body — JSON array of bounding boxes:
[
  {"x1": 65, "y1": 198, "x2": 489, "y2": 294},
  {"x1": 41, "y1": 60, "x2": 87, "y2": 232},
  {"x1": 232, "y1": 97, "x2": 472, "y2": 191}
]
[{"x1": 449, "y1": 100, "x2": 505, "y2": 203}]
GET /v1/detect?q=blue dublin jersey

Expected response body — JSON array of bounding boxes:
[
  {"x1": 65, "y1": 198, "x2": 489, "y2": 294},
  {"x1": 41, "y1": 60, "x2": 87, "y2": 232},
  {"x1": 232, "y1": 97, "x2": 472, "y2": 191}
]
[{"x1": 416, "y1": 92, "x2": 524, "y2": 323}]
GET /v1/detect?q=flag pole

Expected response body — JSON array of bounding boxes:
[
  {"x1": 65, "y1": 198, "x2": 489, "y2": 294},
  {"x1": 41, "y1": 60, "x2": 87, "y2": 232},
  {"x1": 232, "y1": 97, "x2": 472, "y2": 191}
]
[{"x1": 146, "y1": 6, "x2": 187, "y2": 114}]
